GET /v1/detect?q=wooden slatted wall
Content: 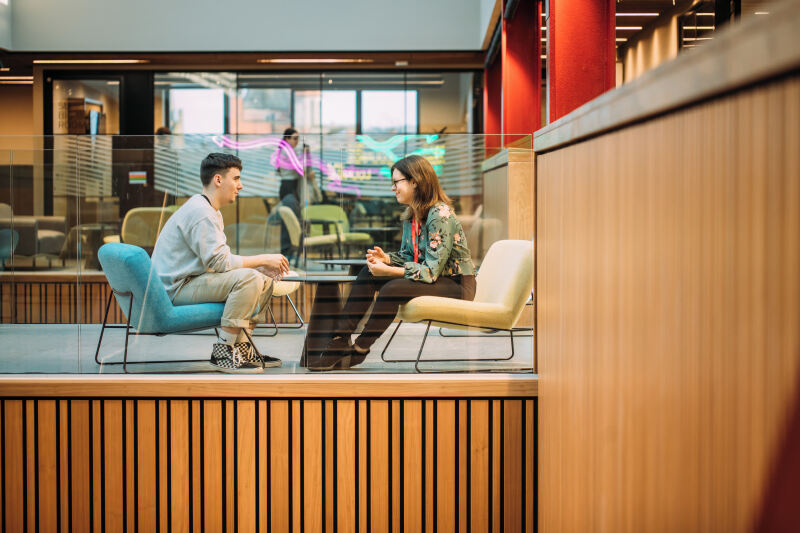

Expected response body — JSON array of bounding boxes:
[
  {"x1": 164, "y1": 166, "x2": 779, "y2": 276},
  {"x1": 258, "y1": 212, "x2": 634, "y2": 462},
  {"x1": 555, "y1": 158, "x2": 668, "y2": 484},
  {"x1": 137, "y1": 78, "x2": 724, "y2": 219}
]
[
  {"x1": 537, "y1": 74, "x2": 800, "y2": 530},
  {"x1": 0, "y1": 397, "x2": 536, "y2": 532},
  {"x1": 0, "y1": 275, "x2": 316, "y2": 325}
]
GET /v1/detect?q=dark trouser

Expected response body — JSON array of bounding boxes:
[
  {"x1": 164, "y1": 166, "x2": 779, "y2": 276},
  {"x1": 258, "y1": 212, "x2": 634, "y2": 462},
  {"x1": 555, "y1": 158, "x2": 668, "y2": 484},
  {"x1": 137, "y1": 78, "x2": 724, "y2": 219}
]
[
  {"x1": 278, "y1": 182, "x2": 300, "y2": 259},
  {"x1": 335, "y1": 266, "x2": 476, "y2": 349}
]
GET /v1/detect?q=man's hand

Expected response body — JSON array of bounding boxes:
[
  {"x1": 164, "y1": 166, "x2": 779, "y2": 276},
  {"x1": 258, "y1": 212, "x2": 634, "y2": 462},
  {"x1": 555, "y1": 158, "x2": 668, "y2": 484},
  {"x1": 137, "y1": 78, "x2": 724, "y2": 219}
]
[
  {"x1": 247, "y1": 253, "x2": 290, "y2": 279},
  {"x1": 366, "y1": 246, "x2": 390, "y2": 265}
]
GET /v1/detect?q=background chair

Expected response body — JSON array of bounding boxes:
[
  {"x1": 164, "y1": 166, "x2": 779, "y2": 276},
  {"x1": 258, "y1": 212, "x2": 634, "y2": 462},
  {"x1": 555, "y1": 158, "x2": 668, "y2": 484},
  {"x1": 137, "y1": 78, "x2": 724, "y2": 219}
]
[
  {"x1": 0, "y1": 202, "x2": 67, "y2": 267},
  {"x1": 95, "y1": 242, "x2": 266, "y2": 372},
  {"x1": 279, "y1": 206, "x2": 340, "y2": 265},
  {"x1": 302, "y1": 204, "x2": 371, "y2": 256},
  {"x1": 104, "y1": 205, "x2": 178, "y2": 254},
  {"x1": 380, "y1": 239, "x2": 534, "y2": 373}
]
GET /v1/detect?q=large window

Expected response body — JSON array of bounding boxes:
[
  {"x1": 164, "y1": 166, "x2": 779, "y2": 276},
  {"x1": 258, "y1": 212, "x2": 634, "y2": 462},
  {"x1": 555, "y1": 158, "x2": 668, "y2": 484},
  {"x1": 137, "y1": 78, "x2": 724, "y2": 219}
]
[
  {"x1": 155, "y1": 72, "x2": 475, "y2": 135},
  {"x1": 361, "y1": 90, "x2": 417, "y2": 134}
]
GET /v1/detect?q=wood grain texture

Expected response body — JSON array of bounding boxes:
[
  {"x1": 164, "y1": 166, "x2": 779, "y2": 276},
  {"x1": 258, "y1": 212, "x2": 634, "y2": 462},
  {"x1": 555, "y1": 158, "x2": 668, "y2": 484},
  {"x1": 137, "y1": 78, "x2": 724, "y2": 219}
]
[
  {"x1": 0, "y1": 375, "x2": 537, "y2": 399},
  {"x1": 537, "y1": 74, "x2": 800, "y2": 532},
  {"x1": 0, "y1": 395, "x2": 535, "y2": 531}
]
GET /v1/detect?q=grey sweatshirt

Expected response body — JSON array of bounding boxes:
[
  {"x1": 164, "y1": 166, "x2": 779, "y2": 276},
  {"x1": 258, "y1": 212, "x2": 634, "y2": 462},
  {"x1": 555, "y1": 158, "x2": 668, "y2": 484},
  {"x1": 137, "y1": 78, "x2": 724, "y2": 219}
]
[{"x1": 151, "y1": 194, "x2": 243, "y2": 300}]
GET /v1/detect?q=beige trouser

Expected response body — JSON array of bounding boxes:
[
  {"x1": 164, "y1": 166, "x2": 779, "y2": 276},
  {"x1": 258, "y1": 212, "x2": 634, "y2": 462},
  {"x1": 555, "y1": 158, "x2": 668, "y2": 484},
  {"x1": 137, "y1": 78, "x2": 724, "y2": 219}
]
[{"x1": 173, "y1": 268, "x2": 274, "y2": 329}]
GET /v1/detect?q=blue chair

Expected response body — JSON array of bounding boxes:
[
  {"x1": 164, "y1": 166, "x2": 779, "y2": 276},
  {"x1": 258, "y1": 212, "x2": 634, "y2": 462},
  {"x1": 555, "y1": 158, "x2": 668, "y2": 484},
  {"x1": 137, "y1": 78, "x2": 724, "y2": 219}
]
[{"x1": 95, "y1": 243, "x2": 264, "y2": 372}]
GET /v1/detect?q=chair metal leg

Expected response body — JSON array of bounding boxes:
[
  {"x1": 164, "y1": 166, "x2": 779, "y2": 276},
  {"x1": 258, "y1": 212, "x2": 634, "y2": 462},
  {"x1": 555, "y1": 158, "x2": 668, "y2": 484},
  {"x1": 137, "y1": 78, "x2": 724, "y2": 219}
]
[
  {"x1": 380, "y1": 319, "x2": 526, "y2": 373},
  {"x1": 94, "y1": 291, "x2": 114, "y2": 365},
  {"x1": 253, "y1": 294, "x2": 305, "y2": 335}
]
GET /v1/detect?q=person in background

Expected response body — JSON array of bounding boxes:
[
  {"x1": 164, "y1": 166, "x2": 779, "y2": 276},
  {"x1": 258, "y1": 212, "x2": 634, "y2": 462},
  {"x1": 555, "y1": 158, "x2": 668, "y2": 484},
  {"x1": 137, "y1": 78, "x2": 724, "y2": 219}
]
[
  {"x1": 152, "y1": 153, "x2": 290, "y2": 373},
  {"x1": 311, "y1": 155, "x2": 477, "y2": 370},
  {"x1": 272, "y1": 127, "x2": 323, "y2": 258}
]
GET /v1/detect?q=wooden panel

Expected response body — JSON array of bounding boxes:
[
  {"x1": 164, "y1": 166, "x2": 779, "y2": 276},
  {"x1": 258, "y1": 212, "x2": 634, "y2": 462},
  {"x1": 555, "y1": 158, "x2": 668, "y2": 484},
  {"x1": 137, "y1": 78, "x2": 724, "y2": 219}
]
[
  {"x1": 269, "y1": 400, "x2": 290, "y2": 533},
  {"x1": 0, "y1": 395, "x2": 535, "y2": 531},
  {"x1": 36, "y1": 400, "x2": 58, "y2": 532},
  {"x1": 336, "y1": 400, "x2": 356, "y2": 533},
  {"x1": 104, "y1": 400, "x2": 124, "y2": 532},
  {"x1": 303, "y1": 400, "x2": 324, "y2": 533},
  {"x1": 203, "y1": 400, "x2": 223, "y2": 532},
  {"x1": 170, "y1": 400, "x2": 190, "y2": 532},
  {"x1": 137, "y1": 400, "x2": 158, "y2": 532},
  {"x1": 437, "y1": 400, "x2": 457, "y2": 533},
  {"x1": 0, "y1": 375, "x2": 538, "y2": 398},
  {"x1": 357, "y1": 400, "x2": 368, "y2": 533},
  {"x1": 70, "y1": 400, "x2": 91, "y2": 532},
  {"x1": 471, "y1": 400, "x2": 490, "y2": 532},
  {"x1": 504, "y1": 400, "x2": 523, "y2": 533},
  {"x1": 537, "y1": 75, "x2": 800, "y2": 531},
  {"x1": 4, "y1": 401, "x2": 23, "y2": 531},
  {"x1": 403, "y1": 400, "x2": 422, "y2": 531},
  {"x1": 370, "y1": 400, "x2": 390, "y2": 533}
]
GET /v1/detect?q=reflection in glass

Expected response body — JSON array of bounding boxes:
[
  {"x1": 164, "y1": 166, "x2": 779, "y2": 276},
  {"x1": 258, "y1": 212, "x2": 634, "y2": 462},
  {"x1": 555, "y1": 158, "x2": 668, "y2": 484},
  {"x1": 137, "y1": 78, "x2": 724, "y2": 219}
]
[{"x1": 361, "y1": 90, "x2": 417, "y2": 134}]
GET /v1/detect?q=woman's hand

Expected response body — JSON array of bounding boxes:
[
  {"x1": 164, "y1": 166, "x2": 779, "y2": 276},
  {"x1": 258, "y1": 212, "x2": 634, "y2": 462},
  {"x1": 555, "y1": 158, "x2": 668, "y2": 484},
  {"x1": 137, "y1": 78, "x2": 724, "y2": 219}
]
[
  {"x1": 367, "y1": 257, "x2": 403, "y2": 277},
  {"x1": 366, "y1": 246, "x2": 390, "y2": 265}
]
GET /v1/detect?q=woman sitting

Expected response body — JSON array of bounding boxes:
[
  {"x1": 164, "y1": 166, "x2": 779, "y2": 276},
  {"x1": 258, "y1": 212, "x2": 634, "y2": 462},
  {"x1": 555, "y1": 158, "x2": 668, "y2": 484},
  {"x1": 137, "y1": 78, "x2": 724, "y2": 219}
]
[{"x1": 310, "y1": 154, "x2": 476, "y2": 370}]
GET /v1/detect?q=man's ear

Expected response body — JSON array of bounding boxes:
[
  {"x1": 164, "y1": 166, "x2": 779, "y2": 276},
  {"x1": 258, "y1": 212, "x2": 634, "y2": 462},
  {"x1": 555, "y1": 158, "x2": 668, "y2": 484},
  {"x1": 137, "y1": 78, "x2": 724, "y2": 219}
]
[{"x1": 214, "y1": 173, "x2": 223, "y2": 187}]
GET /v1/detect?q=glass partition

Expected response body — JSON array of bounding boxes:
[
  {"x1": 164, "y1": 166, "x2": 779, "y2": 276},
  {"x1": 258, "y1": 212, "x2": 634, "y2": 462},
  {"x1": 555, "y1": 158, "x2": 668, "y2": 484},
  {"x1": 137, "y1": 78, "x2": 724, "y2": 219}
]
[{"x1": 0, "y1": 134, "x2": 533, "y2": 374}]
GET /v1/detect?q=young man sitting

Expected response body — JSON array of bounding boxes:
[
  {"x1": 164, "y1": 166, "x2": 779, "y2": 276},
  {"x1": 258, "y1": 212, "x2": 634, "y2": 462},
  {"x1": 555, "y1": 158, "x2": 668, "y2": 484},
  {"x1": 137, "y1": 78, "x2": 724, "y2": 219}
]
[{"x1": 151, "y1": 153, "x2": 290, "y2": 373}]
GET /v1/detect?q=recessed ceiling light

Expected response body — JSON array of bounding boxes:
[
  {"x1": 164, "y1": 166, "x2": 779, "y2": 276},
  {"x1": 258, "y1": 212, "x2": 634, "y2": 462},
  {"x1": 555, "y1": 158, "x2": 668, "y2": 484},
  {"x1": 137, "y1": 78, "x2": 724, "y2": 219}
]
[
  {"x1": 33, "y1": 59, "x2": 149, "y2": 64},
  {"x1": 615, "y1": 26, "x2": 643, "y2": 30},
  {"x1": 257, "y1": 58, "x2": 374, "y2": 64},
  {"x1": 616, "y1": 13, "x2": 659, "y2": 17}
]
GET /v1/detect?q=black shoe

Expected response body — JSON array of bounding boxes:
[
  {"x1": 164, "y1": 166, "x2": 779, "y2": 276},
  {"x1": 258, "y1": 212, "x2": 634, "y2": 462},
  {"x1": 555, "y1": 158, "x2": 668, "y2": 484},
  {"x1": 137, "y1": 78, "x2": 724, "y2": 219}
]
[
  {"x1": 237, "y1": 341, "x2": 282, "y2": 369},
  {"x1": 322, "y1": 336, "x2": 354, "y2": 358},
  {"x1": 307, "y1": 354, "x2": 352, "y2": 371},
  {"x1": 349, "y1": 345, "x2": 370, "y2": 367},
  {"x1": 210, "y1": 343, "x2": 263, "y2": 374}
]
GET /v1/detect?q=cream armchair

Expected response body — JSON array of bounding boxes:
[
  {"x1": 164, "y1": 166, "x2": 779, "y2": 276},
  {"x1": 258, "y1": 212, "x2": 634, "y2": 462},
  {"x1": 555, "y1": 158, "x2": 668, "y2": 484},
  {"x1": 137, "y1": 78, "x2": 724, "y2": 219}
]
[{"x1": 380, "y1": 239, "x2": 534, "y2": 373}]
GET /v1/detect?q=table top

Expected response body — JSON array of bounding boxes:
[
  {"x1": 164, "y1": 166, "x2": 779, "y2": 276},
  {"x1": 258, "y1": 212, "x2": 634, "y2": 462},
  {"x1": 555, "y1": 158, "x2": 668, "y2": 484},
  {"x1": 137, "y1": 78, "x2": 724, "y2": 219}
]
[
  {"x1": 314, "y1": 259, "x2": 367, "y2": 266},
  {"x1": 352, "y1": 226, "x2": 399, "y2": 232},
  {"x1": 282, "y1": 275, "x2": 358, "y2": 283}
]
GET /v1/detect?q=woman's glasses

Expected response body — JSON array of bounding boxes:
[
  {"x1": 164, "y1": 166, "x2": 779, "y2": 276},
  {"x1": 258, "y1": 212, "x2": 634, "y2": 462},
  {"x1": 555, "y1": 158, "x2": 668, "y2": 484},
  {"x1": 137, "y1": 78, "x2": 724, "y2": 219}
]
[{"x1": 391, "y1": 177, "x2": 410, "y2": 187}]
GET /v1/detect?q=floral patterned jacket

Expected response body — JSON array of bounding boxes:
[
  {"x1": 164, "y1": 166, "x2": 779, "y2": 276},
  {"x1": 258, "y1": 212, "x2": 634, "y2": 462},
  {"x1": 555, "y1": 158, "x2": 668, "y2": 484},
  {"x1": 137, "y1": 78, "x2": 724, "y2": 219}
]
[{"x1": 388, "y1": 202, "x2": 476, "y2": 283}]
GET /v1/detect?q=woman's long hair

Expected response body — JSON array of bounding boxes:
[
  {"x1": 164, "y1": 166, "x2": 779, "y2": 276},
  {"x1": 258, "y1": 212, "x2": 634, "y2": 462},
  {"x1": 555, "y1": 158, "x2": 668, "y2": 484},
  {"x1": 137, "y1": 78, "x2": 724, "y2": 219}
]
[{"x1": 391, "y1": 155, "x2": 452, "y2": 222}]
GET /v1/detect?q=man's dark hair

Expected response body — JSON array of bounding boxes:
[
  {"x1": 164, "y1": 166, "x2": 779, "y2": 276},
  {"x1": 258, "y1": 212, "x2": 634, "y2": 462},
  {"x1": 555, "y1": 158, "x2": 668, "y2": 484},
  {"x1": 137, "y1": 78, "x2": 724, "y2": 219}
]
[{"x1": 200, "y1": 153, "x2": 242, "y2": 187}]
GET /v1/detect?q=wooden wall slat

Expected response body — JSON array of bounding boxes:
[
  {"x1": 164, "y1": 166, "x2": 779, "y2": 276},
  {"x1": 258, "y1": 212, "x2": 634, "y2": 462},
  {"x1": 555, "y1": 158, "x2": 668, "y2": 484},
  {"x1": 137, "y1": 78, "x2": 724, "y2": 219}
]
[
  {"x1": 170, "y1": 400, "x2": 190, "y2": 533},
  {"x1": 537, "y1": 74, "x2": 800, "y2": 531},
  {"x1": 291, "y1": 400, "x2": 302, "y2": 533},
  {"x1": 202, "y1": 400, "x2": 223, "y2": 532},
  {"x1": 336, "y1": 400, "x2": 356, "y2": 533},
  {"x1": 1, "y1": 396, "x2": 535, "y2": 531},
  {"x1": 224, "y1": 400, "x2": 235, "y2": 532},
  {"x1": 25, "y1": 400, "x2": 35, "y2": 529},
  {"x1": 269, "y1": 400, "x2": 290, "y2": 533},
  {"x1": 504, "y1": 400, "x2": 523, "y2": 533},
  {"x1": 257, "y1": 400, "x2": 268, "y2": 533},
  {"x1": 103, "y1": 400, "x2": 123, "y2": 532},
  {"x1": 437, "y1": 400, "x2": 457, "y2": 533},
  {"x1": 324, "y1": 400, "x2": 335, "y2": 533},
  {"x1": 137, "y1": 400, "x2": 157, "y2": 532},
  {"x1": 236, "y1": 400, "x2": 256, "y2": 533},
  {"x1": 424, "y1": 400, "x2": 435, "y2": 531},
  {"x1": 157, "y1": 400, "x2": 168, "y2": 533},
  {"x1": 3, "y1": 401, "x2": 23, "y2": 531},
  {"x1": 370, "y1": 400, "x2": 390, "y2": 533},
  {"x1": 36, "y1": 400, "x2": 57, "y2": 532},
  {"x1": 471, "y1": 400, "x2": 490, "y2": 532},
  {"x1": 525, "y1": 399, "x2": 535, "y2": 533},
  {"x1": 303, "y1": 400, "x2": 323, "y2": 533},
  {"x1": 59, "y1": 400, "x2": 70, "y2": 533},
  {"x1": 357, "y1": 399, "x2": 368, "y2": 533},
  {"x1": 391, "y1": 400, "x2": 402, "y2": 533}
]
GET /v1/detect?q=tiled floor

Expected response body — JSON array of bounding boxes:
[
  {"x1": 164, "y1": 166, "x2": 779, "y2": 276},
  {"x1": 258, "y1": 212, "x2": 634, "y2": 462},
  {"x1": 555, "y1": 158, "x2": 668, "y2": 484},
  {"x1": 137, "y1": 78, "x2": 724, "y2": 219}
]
[{"x1": 0, "y1": 323, "x2": 534, "y2": 374}]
